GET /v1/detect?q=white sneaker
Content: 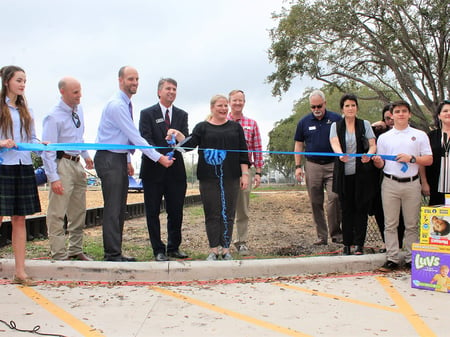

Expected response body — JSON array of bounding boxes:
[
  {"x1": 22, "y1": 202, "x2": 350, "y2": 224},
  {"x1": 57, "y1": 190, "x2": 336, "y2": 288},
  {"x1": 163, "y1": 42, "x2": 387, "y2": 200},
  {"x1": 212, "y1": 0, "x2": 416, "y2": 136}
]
[
  {"x1": 206, "y1": 253, "x2": 218, "y2": 261},
  {"x1": 237, "y1": 244, "x2": 250, "y2": 256},
  {"x1": 222, "y1": 252, "x2": 232, "y2": 260}
]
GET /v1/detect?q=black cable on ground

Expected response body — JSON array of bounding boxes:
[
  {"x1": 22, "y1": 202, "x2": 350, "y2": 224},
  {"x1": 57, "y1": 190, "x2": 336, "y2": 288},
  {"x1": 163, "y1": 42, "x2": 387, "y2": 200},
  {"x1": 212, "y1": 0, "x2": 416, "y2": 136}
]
[{"x1": 0, "y1": 319, "x2": 67, "y2": 337}]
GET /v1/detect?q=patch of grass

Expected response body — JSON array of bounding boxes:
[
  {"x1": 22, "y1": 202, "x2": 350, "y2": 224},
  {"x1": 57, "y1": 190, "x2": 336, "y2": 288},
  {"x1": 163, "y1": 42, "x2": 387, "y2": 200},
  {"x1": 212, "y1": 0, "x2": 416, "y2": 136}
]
[
  {"x1": 257, "y1": 184, "x2": 306, "y2": 191},
  {"x1": 185, "y1": 205, "x2": 204, "y2": 217},
  {"x1": 82, "y1": 238, "x2": 105, "y2": 261}
]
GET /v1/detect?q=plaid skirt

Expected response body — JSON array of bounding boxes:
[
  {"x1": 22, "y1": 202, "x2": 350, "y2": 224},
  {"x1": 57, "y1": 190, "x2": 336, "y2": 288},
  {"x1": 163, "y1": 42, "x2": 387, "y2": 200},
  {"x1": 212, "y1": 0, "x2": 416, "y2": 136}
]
[{"x1": 0, "y1": 164, "x2": 41, "y2": 216}]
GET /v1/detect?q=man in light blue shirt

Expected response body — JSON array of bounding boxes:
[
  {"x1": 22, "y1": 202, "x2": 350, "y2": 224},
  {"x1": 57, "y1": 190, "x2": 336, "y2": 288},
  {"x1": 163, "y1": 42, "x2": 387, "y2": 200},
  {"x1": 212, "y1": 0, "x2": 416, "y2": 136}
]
[
  {"x1": 42, "y1": 77, "x2": 93, "y2": 261},
  {"x1": 94, "y1": 66, "x2": 173, "y2": 262}
]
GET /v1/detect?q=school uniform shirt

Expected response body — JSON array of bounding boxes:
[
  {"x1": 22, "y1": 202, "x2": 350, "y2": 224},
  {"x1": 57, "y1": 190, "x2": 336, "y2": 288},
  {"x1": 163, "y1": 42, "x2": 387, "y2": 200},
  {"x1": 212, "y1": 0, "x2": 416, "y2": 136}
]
[
  {"x1": 377, "y1": 125, "x2": 432, "y2": 177},
  {"x1": 0, "y1": 97, "x2": 40, "y2": 165}
]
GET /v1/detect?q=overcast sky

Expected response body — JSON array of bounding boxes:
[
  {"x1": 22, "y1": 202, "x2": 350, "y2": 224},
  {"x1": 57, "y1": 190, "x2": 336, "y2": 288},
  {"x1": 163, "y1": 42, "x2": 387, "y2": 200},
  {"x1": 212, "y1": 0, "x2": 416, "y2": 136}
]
[{"x1": 2, "y1": 0, "x2": 317, "y2": 164}]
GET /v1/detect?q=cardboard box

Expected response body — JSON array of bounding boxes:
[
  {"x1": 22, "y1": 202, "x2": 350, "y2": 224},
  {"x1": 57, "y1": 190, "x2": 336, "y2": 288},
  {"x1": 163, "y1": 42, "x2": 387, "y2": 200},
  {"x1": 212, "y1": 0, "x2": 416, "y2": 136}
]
[
  {"x1": 420, "y1": 206, "x2": 450, "y2": 245},
  {"x1": 411, "y1": 243, "x2": 450, "y2": 293}
]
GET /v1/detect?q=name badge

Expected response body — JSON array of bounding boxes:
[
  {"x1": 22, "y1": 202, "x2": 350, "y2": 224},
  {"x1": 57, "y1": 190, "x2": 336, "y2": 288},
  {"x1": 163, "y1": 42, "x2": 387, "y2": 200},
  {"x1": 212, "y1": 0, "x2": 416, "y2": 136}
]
[
  {"x1": 156, "y1": 118, "x2": 164, "y2": 124},
  {"x1": 309, "y1": 126, "x2": 316, "y2": 131}
]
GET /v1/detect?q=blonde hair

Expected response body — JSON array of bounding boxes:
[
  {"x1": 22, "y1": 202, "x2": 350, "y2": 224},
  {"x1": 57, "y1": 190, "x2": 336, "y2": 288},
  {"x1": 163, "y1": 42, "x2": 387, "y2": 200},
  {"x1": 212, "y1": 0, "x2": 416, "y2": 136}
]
[
  {"x1": 210, "y1": 94, "x2": 228, "y2": 108},
  {"x1": 228, "y1": 89, "x2": 245, "y2": 101}
]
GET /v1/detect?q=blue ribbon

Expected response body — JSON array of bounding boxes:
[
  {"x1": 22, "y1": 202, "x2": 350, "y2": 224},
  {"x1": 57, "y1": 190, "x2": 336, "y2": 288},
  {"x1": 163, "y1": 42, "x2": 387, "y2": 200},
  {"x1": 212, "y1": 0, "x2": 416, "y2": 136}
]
[
  {"x1": 203, "y1": 149, "x2": 230, "y2": 248},
  {"x1": 0, "y1": 142, "x2": 409, "y2": 172}
]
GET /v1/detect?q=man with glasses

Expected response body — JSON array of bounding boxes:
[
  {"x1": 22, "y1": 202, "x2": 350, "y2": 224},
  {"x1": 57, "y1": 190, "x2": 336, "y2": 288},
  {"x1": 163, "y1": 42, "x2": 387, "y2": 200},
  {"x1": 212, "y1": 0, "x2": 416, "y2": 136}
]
[
  {"x1": 294, "y1": 90, "x2": 342, "y2": 245},
  {"x1": 42, "y1": 77, "x2": 94, "y2": 261}
]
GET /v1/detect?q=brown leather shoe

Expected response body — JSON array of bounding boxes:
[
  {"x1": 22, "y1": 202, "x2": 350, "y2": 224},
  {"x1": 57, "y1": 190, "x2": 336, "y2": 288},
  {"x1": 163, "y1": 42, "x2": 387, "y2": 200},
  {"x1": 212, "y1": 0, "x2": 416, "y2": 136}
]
[
  {"x1": 12, "y1": 276, "x2": 38, "y2": 287},
  {"x1": 313, "y1": 239, "x2": 327, "y2": 245},
  {"x1": 69, "y1": 253, "x2": 93, "y2": 261}
]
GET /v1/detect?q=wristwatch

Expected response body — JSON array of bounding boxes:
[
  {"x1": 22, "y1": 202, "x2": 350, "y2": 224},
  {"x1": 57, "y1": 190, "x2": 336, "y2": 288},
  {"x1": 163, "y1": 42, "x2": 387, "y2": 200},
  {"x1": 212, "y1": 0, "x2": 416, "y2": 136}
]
[
  {"x1": 410, "y1": 155, "x2": 416, "y2": 163},
  {"x1": 295, "y1": 165, "x2": 302, "y2": 169}
]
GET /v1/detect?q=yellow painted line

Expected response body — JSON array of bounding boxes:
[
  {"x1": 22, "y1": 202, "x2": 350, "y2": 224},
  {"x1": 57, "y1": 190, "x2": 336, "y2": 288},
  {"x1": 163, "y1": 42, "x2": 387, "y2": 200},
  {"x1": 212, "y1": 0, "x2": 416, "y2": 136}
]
[
  {"x1": 150, "y1": 286, "x2": 312, "y2": 337},
  {"x1": 273, "y1": 282, "x2": 400, "y2": 313},
  {"x1": 376, "y1": 276, "x2": 437, "y2": 337},
  {"x1": 18, "y1": 286, "x2": 106, "y2": 337}
]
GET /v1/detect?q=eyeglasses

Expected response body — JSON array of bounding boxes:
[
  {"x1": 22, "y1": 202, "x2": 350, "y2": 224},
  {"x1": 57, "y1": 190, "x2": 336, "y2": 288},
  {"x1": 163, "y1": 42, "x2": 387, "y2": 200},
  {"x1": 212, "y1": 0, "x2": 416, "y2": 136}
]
[
  {"x1": 72, "y1": 111, "x2": 81, "y2": 128},
  {"x1": 310, "y1": 104, "x2": 323, "y2": 109}
]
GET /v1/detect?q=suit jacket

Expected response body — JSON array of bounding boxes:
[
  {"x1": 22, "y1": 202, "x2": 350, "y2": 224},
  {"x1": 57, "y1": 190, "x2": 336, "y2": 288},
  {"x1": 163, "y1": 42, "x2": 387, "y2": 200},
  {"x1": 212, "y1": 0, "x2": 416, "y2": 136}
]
[{"x1": 139, "y1": 103, "x2": 189, "y2": 182}]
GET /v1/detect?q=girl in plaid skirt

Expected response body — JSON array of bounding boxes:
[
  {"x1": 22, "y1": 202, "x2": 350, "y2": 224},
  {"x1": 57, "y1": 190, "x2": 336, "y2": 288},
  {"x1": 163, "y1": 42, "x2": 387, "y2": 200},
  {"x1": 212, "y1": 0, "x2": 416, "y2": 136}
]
[{"x1": 0, "y1": 65, "x2": 41, "y2": 286}]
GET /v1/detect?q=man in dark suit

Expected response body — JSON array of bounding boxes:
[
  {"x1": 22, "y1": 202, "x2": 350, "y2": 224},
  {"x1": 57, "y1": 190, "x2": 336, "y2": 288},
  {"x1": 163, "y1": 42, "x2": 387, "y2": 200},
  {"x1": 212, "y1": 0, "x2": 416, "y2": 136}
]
[{"x1": 139, "y1": 78, "x2": 189, "y2": 261}]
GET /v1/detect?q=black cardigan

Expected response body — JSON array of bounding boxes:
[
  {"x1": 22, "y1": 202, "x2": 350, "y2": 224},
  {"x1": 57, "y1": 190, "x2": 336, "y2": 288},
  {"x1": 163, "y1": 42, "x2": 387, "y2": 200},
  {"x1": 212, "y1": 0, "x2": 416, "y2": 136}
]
[
  {"x1": 187, "y1": 120, "x2": 249, "y2": 181},
  {"x1": 425, "y1": 129, "x2": 445, "y2": 205},
  {"x1": 332, "y1": 118, "x2": 377, "y2": 205}
]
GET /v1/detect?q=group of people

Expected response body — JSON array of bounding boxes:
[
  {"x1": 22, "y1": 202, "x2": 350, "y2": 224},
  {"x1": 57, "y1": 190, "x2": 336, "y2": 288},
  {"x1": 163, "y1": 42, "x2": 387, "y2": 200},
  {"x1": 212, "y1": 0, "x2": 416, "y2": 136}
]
[
  {"x1": 1, "y1": 63, "x2": 449, "y2": 284},
  {"x1": 0, "y1": 65, "x2": 264, "y2": 285},
  {"x1": 295, "y1": 89, "x2": 449, "y2": 272}
]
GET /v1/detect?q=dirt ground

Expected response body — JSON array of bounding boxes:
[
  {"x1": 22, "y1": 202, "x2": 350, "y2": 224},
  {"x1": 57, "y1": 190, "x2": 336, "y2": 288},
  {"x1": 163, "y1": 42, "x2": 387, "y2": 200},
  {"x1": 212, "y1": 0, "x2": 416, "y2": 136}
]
[{"x1": 34, "y1": 188, "x2": 382, "y2": 257}]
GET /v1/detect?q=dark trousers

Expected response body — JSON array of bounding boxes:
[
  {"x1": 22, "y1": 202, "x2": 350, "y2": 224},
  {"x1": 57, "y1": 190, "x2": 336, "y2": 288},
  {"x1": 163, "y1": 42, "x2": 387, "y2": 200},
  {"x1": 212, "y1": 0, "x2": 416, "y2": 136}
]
[
  {"x1": 340, "y1": 174, "x2": 369, "y2": 247},
  {"x1": 199, "y1": 178, "x2": 240, "y2": 248},
  {"x1": 94, "y1": 151, "x2": 128, "y2": 260},
  {"x1": 142, "y1": 177, "x2": 187, "y2": 255}
]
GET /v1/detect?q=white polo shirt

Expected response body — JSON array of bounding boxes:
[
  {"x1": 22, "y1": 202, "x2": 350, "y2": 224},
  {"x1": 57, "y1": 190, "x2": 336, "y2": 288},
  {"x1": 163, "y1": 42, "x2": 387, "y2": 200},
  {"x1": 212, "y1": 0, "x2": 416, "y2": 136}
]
[{"x1": 377, "y1": 125, "x2": 432, "y2": 178}]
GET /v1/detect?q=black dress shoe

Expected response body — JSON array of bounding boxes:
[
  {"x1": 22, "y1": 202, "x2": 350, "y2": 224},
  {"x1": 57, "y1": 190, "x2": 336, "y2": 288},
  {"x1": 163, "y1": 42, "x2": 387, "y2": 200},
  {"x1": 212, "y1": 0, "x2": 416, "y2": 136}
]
[
  {"x1": 343, "y1": 246, "x2": 351, "y2": 255},
  {"x1": 332, "y1": 238, "x2": 344, "y2": 244},
  {"x1": 105, "y1": 255, "x2": 136, "y2": 262},
  {"x1": 354, "y1": 245, "x2": 364, "y2": 255},
  {"x1": 167, "y1": 250, "x2": 188, "y2": 259},
  {"x1": 120, "y1": 255, "x2": 137, "y2": 262},
  {"x1": 155, "y1": 253, "x2": 169, "y2": 261}
]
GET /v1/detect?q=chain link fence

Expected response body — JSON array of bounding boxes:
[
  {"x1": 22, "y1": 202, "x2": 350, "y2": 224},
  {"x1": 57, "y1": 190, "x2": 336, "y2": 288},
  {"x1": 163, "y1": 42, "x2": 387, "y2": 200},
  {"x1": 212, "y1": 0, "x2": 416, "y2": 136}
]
[{"x1": 365, "y1": 196, "x2": 429, "y2": 249}]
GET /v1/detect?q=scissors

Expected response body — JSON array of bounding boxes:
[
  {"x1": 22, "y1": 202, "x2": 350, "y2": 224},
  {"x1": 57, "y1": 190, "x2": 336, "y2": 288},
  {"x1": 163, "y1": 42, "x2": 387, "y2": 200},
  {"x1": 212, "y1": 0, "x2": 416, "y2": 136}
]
[{"x1": 167, "y1": 134, "x2": 192, "y2": 160}]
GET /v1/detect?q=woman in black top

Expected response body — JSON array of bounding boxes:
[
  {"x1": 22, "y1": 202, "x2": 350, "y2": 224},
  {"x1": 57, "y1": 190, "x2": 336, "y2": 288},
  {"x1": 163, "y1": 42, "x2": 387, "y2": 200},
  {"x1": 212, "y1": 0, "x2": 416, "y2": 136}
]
[
  {"x1": 421, "y1": 100, "x2": 450, "y2": 206},
  {"x1": 330, "y1": 94, "x2": 377, "y2": 255},
  {"x1": 168, "y1": 94, "x2": 249, "y2": 260}
]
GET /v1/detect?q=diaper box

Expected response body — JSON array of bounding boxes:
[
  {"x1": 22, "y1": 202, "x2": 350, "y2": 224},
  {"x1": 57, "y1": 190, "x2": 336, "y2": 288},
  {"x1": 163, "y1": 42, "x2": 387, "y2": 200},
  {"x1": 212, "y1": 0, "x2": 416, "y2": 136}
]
[
  {"x1": 420, "y1": 206, "x2": 450, "y2": 246},
  {"x1": 411, "y1": 243, "x2": 450, "y2": 293}
]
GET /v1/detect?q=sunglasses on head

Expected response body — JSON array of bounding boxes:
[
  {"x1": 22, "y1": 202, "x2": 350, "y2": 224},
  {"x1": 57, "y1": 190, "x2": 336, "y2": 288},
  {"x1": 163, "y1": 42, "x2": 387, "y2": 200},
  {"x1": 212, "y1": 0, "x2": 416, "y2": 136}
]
[
  {"x1": 310, "y1": 104, "x2": 323, "y2": 109},
  {"x1": 443, "y1": 99, "x2": 450, "y2": 104}
]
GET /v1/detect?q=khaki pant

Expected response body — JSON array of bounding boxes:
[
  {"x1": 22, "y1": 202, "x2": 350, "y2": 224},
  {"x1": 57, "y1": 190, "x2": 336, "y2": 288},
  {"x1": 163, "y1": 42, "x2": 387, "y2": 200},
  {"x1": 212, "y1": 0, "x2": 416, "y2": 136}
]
[
  {"x1": 381, "y1": 177, "x2": 421, "y2": 264},
  {"x1": 304, "y1": 161, "x2": 342, "y2": 242},
  {"x1": 47, "y1": 158, "x2": 87, "y2": 259},
  {"x1": 233, "y1": 167, "x2": 255, "y2": 245}
]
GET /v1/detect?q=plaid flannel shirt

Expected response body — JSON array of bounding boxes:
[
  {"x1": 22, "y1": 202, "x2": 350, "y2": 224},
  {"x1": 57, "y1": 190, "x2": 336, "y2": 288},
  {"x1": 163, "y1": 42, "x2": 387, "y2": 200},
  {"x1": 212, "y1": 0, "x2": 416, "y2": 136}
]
[{"x1": 227, "y1": 113, "x2": 264, "y2": 168}]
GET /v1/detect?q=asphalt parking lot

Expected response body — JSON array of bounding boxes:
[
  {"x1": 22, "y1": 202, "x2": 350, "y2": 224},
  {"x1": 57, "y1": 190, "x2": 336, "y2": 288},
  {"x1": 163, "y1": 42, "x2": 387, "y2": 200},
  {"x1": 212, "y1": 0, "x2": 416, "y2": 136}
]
[{"x1": 0, "y1": 267, "x2": 446, "y2": 337}]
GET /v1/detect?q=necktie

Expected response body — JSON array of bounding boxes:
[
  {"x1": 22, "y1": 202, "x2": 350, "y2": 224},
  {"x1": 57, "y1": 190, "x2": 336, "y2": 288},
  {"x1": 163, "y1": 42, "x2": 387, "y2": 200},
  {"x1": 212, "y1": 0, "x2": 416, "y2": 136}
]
[
  {"x1": 129, "y1": 102, "x2": 133, "y2": 120},
  {"x1": 128, "y1": 102, "x2": 135, "y2": 154},
  {"x1": 165, "y1": 109, "x2": 170, "y2": 130},
  {"x1": 71, "y1": 108, "x2": 81, "y2": 128}
]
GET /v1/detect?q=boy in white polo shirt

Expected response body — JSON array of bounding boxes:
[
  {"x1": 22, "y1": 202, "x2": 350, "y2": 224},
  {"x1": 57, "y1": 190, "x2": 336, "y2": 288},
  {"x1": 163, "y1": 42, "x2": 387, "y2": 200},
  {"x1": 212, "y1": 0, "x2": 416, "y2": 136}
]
[{"x1": 372, "y1": 100, "x2": 432, "y2": 272}]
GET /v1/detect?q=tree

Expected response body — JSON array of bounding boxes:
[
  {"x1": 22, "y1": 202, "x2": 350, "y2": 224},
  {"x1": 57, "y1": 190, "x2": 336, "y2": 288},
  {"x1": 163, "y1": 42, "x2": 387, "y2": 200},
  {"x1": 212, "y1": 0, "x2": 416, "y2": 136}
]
[
  {"x1": 267, "y1": 83, "x2": 393, "y2": 178},
  {"x1": 268, "y1": 0, "x2": 449, "y2": 130},
  {"x1": 31, "y1": 152, "x2": 43, "y2": 169}
]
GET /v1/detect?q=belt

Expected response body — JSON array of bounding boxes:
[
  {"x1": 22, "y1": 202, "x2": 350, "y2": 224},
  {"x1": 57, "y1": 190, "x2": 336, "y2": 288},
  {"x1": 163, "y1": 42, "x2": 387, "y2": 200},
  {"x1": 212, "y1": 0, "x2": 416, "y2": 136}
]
[
  {"x1": 384, "y1": 173, "x2": 419, "y2": 183},
  {"x1": 62, "y1": 154, "x2": 80, "y2": 162},
  {"x1": 306, "y1": 158, "x2": 334, "y2": 165}
]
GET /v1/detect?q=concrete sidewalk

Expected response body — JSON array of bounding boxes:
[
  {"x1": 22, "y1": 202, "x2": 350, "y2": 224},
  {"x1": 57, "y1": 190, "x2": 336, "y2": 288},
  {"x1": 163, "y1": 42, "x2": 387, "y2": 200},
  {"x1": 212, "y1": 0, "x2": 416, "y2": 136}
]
[{"x1": 0, "y1": 253, "x2": 387, "y2": 282}]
